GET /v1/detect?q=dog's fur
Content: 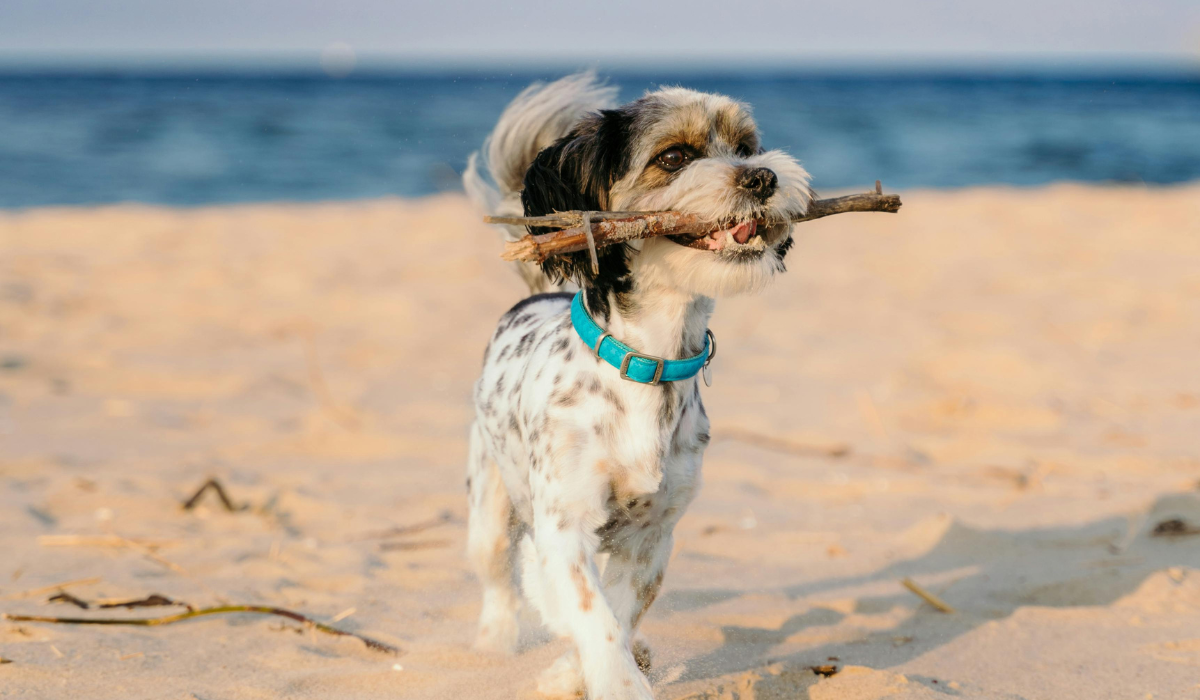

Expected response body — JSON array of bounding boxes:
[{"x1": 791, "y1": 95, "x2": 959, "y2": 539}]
[{"x1": 463, "y1": 73, "x2": 812, "y2": 699}]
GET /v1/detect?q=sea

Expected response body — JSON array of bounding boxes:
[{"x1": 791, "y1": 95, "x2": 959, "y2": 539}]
[{"x1": 1, "y1": 69, "x2": 1198, "y2": 208}]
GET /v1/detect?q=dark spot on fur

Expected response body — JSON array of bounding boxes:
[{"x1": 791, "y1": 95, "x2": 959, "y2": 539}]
[
  {"x1": 601, "y1": 388, "x2": 625, "y2": 414},
  {"x1": 514, "y1": 331, "x2": 536, "y2": 357},
  {"x1": 776, "y1": 233, "x2": 795, "y2": 263},
  {"x1": 521, "y1": 107, "x2": 637, "y2": 320}
]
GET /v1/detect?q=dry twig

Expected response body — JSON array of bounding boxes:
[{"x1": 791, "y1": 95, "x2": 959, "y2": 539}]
[
  {"x1": 346, "y1": 511, "x2": 455, "y2": 543},
  {"x1": 490, "y1": 185, "x2": 902, "y2": 264},
  {"x1": 48, "y1": 592, "x2": 91, "y2": 609},
  {"x1": 181, "y1": 478, "x2": 245, "y2": 512},
  {"x1": 36, "y1": 535, "x2": 176, "y2": 550},
  {"x1": 99, "y1": 594, "x2": 187, "y2": 610},
  {"x1": 901, "y1": 577, "x2": 956, "y2": 614},
  {"x1": 379, "y1": 539, "x2": 451, "y2": 552},
  {"x1": 4, "y1": 604, "x2": 400, "y2": 655},
  {"x1": 712, "y1": 427, "x2": 851, "y2": 459}
]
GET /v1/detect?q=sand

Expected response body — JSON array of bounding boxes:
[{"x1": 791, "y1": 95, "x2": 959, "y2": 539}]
[{"x1": 1, "y1": 183, "x2": 1199, "y2": 699}]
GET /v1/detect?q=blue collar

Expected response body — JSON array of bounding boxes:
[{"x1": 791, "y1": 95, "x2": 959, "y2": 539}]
[{"x1": 570, "y1": 291, "x2": 713, "y2": 385}]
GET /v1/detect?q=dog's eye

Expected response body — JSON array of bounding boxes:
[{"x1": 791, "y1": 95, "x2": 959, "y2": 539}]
[{"x1": 655, "y1": 148, "x2": 689, "y2": 171}]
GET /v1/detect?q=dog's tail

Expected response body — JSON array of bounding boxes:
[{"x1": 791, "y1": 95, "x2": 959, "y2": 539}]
[{"x1": 464, "y1": 72, "x2": 616, "y2": 293}]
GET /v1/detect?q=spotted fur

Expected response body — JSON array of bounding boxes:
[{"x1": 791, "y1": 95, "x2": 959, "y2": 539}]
[{"x1": 464, "y1": 74, "x2": 812, "y2": 700}]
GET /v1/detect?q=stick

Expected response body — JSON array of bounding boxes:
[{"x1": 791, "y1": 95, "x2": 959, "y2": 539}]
[
  {"x1": 489, "y1": 189, "x2": 902, "y2": 264},
  {"x1": 36, "y1": 535, "x2": 176, "y2": 550},
  {"x1": 712, "y1": 427, "x2": 851, "y2": 459},
  {"x1": 900, "y1": 577, "x2": 956, "y2": 614},
  {"x1": 379, "y1": 539, "x2": 451, "y2": 552},
  {"x1": 3, "y1": 605, "x2": 401, "y2": 655},
  {"x1": 346, "y1": 511, "x2": 455, "y2": 542},
  {"x1": 181, "y1": 478, "x2": 244, "y2": 512}
]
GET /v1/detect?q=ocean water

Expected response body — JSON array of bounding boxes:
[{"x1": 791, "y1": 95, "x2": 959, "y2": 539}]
[{"x1": 1, "y1": 70, "x2": 1198, "y2": 208}]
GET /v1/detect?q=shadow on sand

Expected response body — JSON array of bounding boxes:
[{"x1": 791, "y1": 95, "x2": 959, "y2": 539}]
[{"x1": 660, "y1": 491, "x2": 1200, "y2": 698}]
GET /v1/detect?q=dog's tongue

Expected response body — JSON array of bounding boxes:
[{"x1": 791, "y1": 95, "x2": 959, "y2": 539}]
[{"x1": 729, "y1": 219, "x2": 757, "y2": 244}]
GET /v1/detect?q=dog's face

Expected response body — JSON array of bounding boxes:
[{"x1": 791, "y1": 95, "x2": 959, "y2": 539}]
[{"x1": 522, "y1": 87, "x2": 812, "y2": 310}]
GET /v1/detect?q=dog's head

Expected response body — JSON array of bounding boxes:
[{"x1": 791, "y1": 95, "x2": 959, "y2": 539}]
[{"x1": 521, "y1": 86, "x2": 812, "y2": 313}]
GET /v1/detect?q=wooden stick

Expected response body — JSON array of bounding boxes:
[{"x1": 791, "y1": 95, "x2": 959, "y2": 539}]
[
  {"x1": 3, "y1": 605, "x2": 401, "y2": 655},
  {"x1": 901, "y1": 577, "x2": 957, "y2": 614},
  {"x1": 181, "y1": 477, "x2": 245, "y2": 512},
  {"x1": 712, "y1": 427, "x2": 851, "y2": 459},
  {"x1": 36, "y1": 535, "x2": 176, "y2": 550},
  {"x1": 489, "y1": 188, "x2": 902, "y2": 264}
]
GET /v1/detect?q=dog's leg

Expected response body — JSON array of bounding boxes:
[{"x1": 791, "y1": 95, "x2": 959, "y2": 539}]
[
  {"x1": 466, "y1": 421, "x2": 521, "y2": 654},
  {"x1": 531, "y1": 506, "x2": 654, "y2": 700},
  {"x1": 536, "y1": 531, "x2": 670, "y2": 697},
  {"x1": 603, "y1": 531, "x2": 673, "y2": 675}
]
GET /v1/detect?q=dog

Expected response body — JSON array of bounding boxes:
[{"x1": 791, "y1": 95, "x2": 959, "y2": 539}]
[{"x1": 463, "y1": 73, "x2": 813, "y2": 699}]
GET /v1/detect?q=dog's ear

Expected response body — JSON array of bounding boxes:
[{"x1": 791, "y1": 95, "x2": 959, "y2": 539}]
[{"x1": 521, "y1": 109, "x2": 634, "y2": 314}]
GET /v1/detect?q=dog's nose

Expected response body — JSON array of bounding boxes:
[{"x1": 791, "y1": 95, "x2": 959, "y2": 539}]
[{"x1": 737, "y1": 167, "x2": 777, "y2": 202}]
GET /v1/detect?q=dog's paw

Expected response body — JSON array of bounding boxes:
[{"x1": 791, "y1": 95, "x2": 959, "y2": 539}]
[{"x1": 536, "y1": 650, "x2": 584, "y2": 698}]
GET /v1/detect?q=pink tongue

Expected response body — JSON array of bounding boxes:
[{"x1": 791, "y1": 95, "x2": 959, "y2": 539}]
[{"x1": 730, "y1": 220, "x2": 757, "y2": 244}]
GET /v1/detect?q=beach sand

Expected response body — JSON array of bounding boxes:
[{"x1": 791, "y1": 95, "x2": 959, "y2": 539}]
[{"x1": 1, "y1": 184, "x2": 1199, "y2": 699}]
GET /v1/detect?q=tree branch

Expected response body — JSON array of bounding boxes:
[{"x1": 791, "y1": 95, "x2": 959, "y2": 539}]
[
  {"x1": 3, "y1": 605, "x2": 402, "y2": 655},
  {"x1": 488, "y1": 185, "x2": 901, "y2": 264}
]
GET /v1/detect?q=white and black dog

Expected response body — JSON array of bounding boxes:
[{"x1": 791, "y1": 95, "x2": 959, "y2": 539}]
[{"x1": 463, "y1": 73, "x2": 812, "y2": 699}]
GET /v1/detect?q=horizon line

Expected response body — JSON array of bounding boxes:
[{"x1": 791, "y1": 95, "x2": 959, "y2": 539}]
[{"x1": 1, "y1": 48, "x2": 1198, "y2": 73}]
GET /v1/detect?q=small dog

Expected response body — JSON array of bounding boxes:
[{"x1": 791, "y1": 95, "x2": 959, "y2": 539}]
[{"x1": 463, "y1": 73, "x2": 812, "y2": 699}]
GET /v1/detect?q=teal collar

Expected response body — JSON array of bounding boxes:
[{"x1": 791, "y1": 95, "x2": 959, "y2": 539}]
[{"x1": 570, "y1": 291, "x2": 714, "y2": 385}]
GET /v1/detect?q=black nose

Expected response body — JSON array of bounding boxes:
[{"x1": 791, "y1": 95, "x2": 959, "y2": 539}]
[{"x1": 736, "y1": 167, "x2": 777, "y2": 201}]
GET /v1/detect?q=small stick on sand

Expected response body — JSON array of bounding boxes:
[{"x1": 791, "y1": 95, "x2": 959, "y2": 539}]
[
  {"x1": 36, "y1": 535, "x2": 176, "y2": 550},
  {"x1": 489, "y1": 187, "x2": 902, "y2": 264},
  {"x1": 346, "y1": 511, "x2": 455, "y2": 542},
  {"x1": 379, "y1": 539, "x2": 452, "y2": 552},
  {"x1": 48, "y1": 592, "x2": 91, "y2": 609},
  {"x1": 181, "y1": 477, "x2": 245, "y2": 512},
  {"x1": 4, "y1": 605, "x2": 401, "y2": 656},
  {"x1": 901, "y1": 577, "x2": 957, "y2": 614},
  {"x1": 712, "y1": 427, "x2": 851, "y2": 459}
]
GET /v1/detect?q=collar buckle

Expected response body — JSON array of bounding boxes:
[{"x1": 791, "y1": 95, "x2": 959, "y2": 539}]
[{"x1": 619, "y1": 352, "x2": 665, "y2": 385}]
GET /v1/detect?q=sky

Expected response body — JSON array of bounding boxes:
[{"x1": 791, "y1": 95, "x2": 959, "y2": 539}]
[{"x1": 1, "y1": 0, "x2": 1198, "y2": 68}]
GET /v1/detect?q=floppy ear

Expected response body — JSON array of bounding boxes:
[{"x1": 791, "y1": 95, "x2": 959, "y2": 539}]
[{"x1": 521, "y1": 108, "x2": 634, "y2": 316}]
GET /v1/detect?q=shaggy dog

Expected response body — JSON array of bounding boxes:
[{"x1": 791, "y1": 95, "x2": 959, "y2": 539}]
[{"x1": 463, "y1": 73, "x2": 812, "y2": 699}]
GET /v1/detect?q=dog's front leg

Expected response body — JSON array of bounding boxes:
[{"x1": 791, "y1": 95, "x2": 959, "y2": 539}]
[{"x1": 532, "y1": 507, "x2": 654, "y2": 700}]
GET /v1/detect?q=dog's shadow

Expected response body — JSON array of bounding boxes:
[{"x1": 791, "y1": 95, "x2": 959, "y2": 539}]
[{"x1": 656, "y1": 491, "x2": 1200, "y2": 694}]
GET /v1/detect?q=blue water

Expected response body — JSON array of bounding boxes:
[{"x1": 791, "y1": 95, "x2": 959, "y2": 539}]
[{"x1": 1, "y1": 70, "x2": 1198, "y2": 208}]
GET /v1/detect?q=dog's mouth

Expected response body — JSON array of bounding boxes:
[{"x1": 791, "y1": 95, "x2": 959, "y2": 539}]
[{"x1": 669, "y1": 218, "x2": 772, "y2": 255}]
